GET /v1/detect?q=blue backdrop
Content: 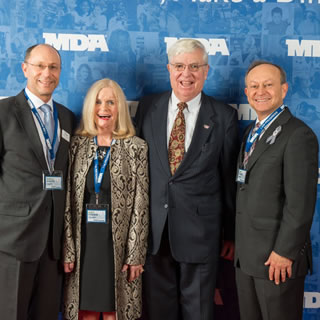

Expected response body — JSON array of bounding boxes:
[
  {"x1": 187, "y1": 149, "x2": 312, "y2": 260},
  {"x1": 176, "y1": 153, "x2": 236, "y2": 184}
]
[{"x1": 0, "y1": 0, "x2": 320, "y2": 318}]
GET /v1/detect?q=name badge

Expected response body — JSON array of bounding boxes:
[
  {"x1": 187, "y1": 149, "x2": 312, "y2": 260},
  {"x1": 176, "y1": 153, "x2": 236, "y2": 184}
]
[
  {"x1": 236, "y1": 169, "x2": 247, "y2": 184},
  {"x1": 86, "y1": 203, "x2": 109, "y2": 224},
  {"x1": 43, "y1": 170, "x2": 63, "y2": 190},
  {"x1": 62, "y1": 129, "x2": 70, "y2": 142}
]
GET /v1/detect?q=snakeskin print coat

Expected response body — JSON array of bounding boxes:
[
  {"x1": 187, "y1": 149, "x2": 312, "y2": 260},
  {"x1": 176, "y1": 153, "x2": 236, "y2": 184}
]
[{"x1": 63, "y1": 135, "x2": 149, "y2": 320}]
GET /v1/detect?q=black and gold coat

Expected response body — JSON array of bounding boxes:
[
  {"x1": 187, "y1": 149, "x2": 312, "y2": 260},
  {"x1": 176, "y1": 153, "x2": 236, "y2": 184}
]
[{"x1": 63, "y1": 135, "x2": 149, "y2": 320}]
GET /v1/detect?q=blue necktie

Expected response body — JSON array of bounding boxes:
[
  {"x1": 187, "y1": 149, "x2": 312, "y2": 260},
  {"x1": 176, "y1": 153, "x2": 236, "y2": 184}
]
[
  {"x1": 40, "y1": 104, "x2": 54, "y2": 143},
  {"x1": 40, "y1": 104, "x2": 57, "y2": 169}
]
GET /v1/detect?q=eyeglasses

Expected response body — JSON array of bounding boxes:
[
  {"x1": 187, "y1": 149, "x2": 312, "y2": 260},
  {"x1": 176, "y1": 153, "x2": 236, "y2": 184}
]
[
  {"x1": 24, "y1": 62, "x2": 60, "y2": 72},
  {"x1": 170, "y1": 63, "x2": 208, "y2": 72}
]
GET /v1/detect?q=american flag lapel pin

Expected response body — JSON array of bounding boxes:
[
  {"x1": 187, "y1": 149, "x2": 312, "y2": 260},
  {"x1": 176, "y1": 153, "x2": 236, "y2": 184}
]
[{"x1": 203, "y1": 124, "x2": 210, "y2": 129}]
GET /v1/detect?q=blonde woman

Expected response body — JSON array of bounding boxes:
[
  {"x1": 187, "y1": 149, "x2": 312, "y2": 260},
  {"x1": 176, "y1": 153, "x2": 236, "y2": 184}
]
[{"x1": 63, "y1": 79, "x2": 149, "y2": 320}]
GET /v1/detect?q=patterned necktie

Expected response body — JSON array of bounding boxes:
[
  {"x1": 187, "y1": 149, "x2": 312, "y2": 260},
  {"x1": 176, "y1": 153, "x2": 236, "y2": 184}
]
[
  {"x1": 243, "y1": 122, "x2": 260, "y2": 169},
  {"x1": 168, "y1": 102, "x2": 188, "y2": 175}
]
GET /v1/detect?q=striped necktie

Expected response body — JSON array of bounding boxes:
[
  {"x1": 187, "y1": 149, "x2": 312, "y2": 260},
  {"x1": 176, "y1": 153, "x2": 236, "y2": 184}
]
[{"x1": 243, "y1": 122, "x2": 260, "y2": 169}]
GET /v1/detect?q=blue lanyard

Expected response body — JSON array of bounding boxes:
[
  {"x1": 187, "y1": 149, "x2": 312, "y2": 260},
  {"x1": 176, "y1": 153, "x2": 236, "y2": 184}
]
[
  {"x1": 245, "y1": 105, "x2": 285, "y2": 153},
  {"x1": 93, "y1": 137, "x2": 115, "y2": 200},
  {"x1": 24, "y1": 90, "x2": 58, "y2": 163}
]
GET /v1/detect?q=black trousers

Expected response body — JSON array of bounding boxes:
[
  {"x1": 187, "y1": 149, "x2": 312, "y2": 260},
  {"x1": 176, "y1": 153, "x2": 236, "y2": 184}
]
[
  {"x1": 236, "y1": 267, "x2": 305, "y2": 320},
  {"x1": 142, "y1": 225, "x2": 219, "y2": 320},
  {"x1": 0, "y1": 245, "x2": 63, "y2": 320}
]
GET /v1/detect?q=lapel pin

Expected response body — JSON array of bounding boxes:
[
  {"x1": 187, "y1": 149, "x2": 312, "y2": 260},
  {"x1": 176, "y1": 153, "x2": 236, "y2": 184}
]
[
  {"x1": 266, "y1": 125, "x2": 282, "y2": 145},
  {"x1": 203, "y1": 124, "x2": 210, "y2": 129}
]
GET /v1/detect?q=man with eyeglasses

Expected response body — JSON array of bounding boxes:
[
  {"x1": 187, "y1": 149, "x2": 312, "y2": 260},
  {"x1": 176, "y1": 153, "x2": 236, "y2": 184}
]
[
  {"x1": 0, "y1": 43, "x2": 75, "y2": 320},
  {"x1": 135, "y1": 38, "x2": 239, "y2": 320}
]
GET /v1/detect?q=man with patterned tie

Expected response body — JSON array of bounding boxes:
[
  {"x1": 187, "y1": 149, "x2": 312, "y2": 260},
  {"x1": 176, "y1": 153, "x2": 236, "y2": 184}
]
[
  {"x1": 0, "y1": 44, "x2": 75, "y2": 320},
  {"x1": 235, "y1": 60, "x2": 318, "y2": 320},
  {"x1": 135, "y1": 38, "x2": 239, "y2": 320}
]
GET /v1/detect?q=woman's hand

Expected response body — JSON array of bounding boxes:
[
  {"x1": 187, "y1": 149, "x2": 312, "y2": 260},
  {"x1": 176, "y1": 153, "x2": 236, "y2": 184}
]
[
  {"x1": 64, "y1": 262, "x2": 75, "y2": 273},
  {"x1": 121, "y1": 264, "x2": 144, "y2": 282}
]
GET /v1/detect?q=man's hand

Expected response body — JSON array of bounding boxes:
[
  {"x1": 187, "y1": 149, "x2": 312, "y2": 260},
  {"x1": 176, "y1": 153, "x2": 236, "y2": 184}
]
[
  {"x1": 220, "y1": 240, "x2": 235, "y2": 261},
  {"x1": 264, "y1": 251, "x2": 292, "y2": 285}
]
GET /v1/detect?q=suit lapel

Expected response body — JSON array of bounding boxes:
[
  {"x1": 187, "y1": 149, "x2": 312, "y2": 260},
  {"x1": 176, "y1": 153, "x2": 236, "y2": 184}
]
[
  {"x1": 54, "y1": 104, "x2": 71, "y2": 170},
  {"x1": 13, "y1": 91, "x2": 48, "y2": 170},
  {"x1": 151, "y1": 92, "x2": 171, "y2": 177},
  {"x1": 173, "y1": 93, "x2": 215, "y2": 177},
  {"x1": 246, "y1": 108, "x2": 292, "y2": 171}
]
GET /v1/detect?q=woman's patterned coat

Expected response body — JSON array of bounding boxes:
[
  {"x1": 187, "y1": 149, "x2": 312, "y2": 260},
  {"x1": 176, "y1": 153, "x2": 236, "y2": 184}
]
[{"x1": 63, "y1": 135, "x2": 149, "y2": 320}]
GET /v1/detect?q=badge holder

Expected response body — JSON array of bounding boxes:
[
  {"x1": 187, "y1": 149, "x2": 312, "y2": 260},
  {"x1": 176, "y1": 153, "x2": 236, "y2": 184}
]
[
  {"x1": 86, "y1": 203, "x2": 109, "y2": 224},
  {"x1": 42, "y1": 170, "x2": 63, "y2": 190},
  {"x1": 236, "y1": 168, "x2": 247, "y2": 184}
]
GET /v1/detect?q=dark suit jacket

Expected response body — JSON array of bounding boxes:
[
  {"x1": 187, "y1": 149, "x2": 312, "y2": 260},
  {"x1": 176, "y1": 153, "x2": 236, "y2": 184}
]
[
  {"x1": 235, "y1": 107, "x2": 318, "y2": 278},
  {"x1": 135, "y1": 91, "x2": 239, "y2": 263},
  {"x1": 0, "y1": 90, "x2": 75, "y2": 262}
]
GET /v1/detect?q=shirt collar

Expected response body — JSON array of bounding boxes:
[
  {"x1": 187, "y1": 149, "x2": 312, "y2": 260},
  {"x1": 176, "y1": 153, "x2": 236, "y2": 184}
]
[
  {"x1": 171, "y1": 92, "x2": 201, "y2": 112},
  {"x1": 255, "y1": 104, "x2": 285, "y2": 127},
  {"x1": 25, "y1": 87, "x2": 53, "y2": 111}
]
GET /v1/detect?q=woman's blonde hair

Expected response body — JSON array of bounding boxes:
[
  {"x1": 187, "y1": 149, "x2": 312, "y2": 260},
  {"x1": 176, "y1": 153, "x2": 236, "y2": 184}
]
[{"x1": 77, "y1": 78, "x2": 135, "y2": 139}]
